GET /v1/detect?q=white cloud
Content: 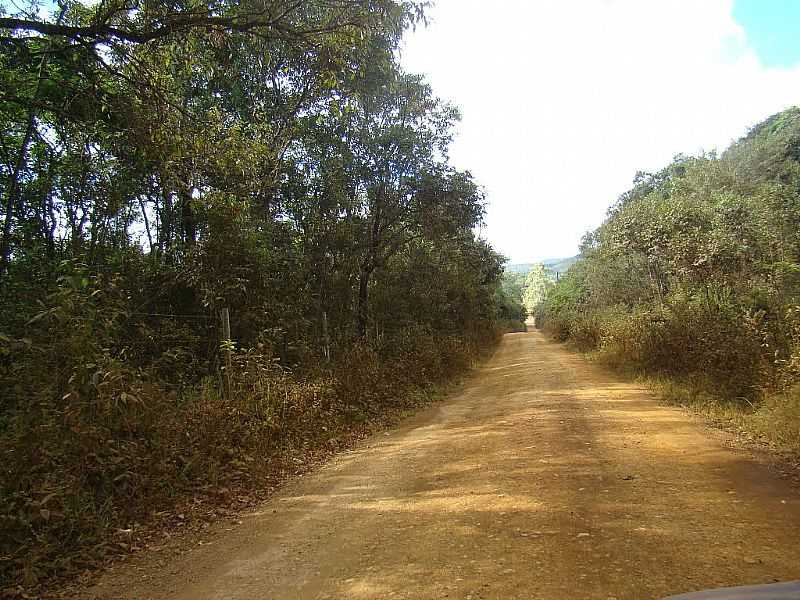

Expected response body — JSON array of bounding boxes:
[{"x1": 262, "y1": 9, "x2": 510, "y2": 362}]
[{"x1": 401, "y1": 0, "x2": 800, "y2": 262}]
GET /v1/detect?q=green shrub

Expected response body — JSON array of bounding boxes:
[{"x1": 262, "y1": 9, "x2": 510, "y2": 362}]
[
  {"x1": 540, "y1": 293, "x2": 769, "y2": 400},
  {"x1": 0, "y1": 312, "x2": 495, "y2": 589},
  {"x1": 501, "y1": 320, "x2": 528, "y2": 333}
]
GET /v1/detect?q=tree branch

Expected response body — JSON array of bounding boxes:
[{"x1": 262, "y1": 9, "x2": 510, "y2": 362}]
[{"x1": 0, "y1": 9, "x2": 366, "y2": 45}]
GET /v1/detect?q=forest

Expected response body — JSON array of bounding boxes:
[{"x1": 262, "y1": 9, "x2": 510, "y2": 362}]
[
  {"x1": 0, "y1": 0, "x2": 526, "y2": 591},
  {"x1": 536, "y1": 107, "x2": 800, "y2": 455}
]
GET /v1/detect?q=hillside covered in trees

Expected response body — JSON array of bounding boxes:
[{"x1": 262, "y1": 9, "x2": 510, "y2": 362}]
[
  {"x1": 0, "y1": 0, "x2": 518, "y2": 590},
  {"x1": 536, "y1": 107, "x2": 800, "y2": 451},
  {"x1": 501, "y1": 260, "x2": 565, "y2": 318},
  {"x1": 505, "y1": 256, "x2": 577, "y2": 277}
]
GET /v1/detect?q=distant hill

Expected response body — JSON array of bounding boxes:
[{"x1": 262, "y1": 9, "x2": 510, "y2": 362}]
[
  {"x1": 541, "y1": 256, "x2": 579, "y2": 274},
  {"x1": 506, "y1": 256, "x2": 578, "y2": 276},
  {"x1": 504, "y1": 263, "x2": 533, "y2": 274}
]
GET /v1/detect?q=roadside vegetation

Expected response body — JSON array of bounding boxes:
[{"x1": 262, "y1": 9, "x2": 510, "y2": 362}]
[
  {"x1": 497, "y1": 270, "x2": 528, "y2": 332},
  {"x1": 502, "y1": 261, "x2": 556, "y2": 318},
  {"x1": 536, "y1": 107, "x2": 800, "y2": 456},
  {"x1": 0, "y1": 0, "x2": 517, "y2": 592}
]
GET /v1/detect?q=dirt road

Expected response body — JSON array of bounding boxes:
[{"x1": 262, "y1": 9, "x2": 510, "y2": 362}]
[{"x1": 82, "y1": 331, "x2": 800, "y2": 600}]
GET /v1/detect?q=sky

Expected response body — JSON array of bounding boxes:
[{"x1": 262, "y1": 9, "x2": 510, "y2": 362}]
[{"x1": 400, "y1": 0, "x2": 800, "y2": 263}]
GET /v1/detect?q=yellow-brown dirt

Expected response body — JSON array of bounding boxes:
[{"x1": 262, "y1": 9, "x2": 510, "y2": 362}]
[{"x1": 77, "y1": 331, "x2": 800, "y2": 599}]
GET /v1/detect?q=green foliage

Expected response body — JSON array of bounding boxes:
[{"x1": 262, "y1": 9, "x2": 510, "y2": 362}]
[
  {"x1": 538, "y1": 107, "x2": 800, "y2": 411},
  {"x1": 522, "y1": 263, "x2": 552, "y2": 315},
  {"x1": 500, "y1": 270, "x2": 526, "y2": 301},
  {"x1": 494, "y1": 269, "x2": 527, "y2": 332},
  {"x1": 0, "y1": 0, "x2": 510, "y2": 591},
  {"x1": 0, "y1": 264, "x2": 496, "y2": 588}
]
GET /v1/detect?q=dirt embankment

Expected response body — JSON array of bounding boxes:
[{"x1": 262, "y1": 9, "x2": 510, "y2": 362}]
[{"x1": 76, "y1": 331, "x2": 800, "y2": 600}]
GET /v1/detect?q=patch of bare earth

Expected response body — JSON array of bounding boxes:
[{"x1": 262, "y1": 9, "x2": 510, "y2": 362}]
[{"x1": 72, "y1": 331, "x2": 800, "y2": 599}]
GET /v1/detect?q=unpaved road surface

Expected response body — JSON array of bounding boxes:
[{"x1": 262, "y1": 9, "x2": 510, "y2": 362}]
[{"x1": 82, "y1": 331, "x2": 800, "y2": 599}]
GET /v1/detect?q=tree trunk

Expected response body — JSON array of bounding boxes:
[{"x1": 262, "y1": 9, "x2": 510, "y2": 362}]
[
  {"x1": 0, "y1": 6, "x2": 67, "y2": 281},
  {"x1": 357, "y1": 192, "x2": 383, "y2": 338},
  {"x1": 179, "y1": 185, "x2": 196, "y2": 249},
  {"x1": 139, "y1": 197, "x2": 154, "y2": 252},
  {"x1": 357, "y1": 265, "x2": 371, "y2": 338},
  {"x1": 647, "y1": 260, "x2": 664, "y2": 311}
]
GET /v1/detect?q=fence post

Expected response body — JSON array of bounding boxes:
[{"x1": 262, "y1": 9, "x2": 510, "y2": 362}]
[
  {"x1": 322, "y1": 310, "x2": 330, "y2": 363},
  {"x1": 220, "y1": 307, "x2": 232, "y2": 396}
]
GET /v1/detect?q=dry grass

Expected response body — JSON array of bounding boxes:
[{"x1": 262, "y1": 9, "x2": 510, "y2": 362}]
[
  {"x1": 648, "y1": 376, "x2": 800, "y2": 459},
  {"x1": 0, "y1": 326, "x2": 501, "y2": 595}
]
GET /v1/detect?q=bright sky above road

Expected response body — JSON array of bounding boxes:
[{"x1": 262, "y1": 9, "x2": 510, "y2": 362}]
[{"x1": 401, "y1": 0, "x2": 800, "y2": 263}]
